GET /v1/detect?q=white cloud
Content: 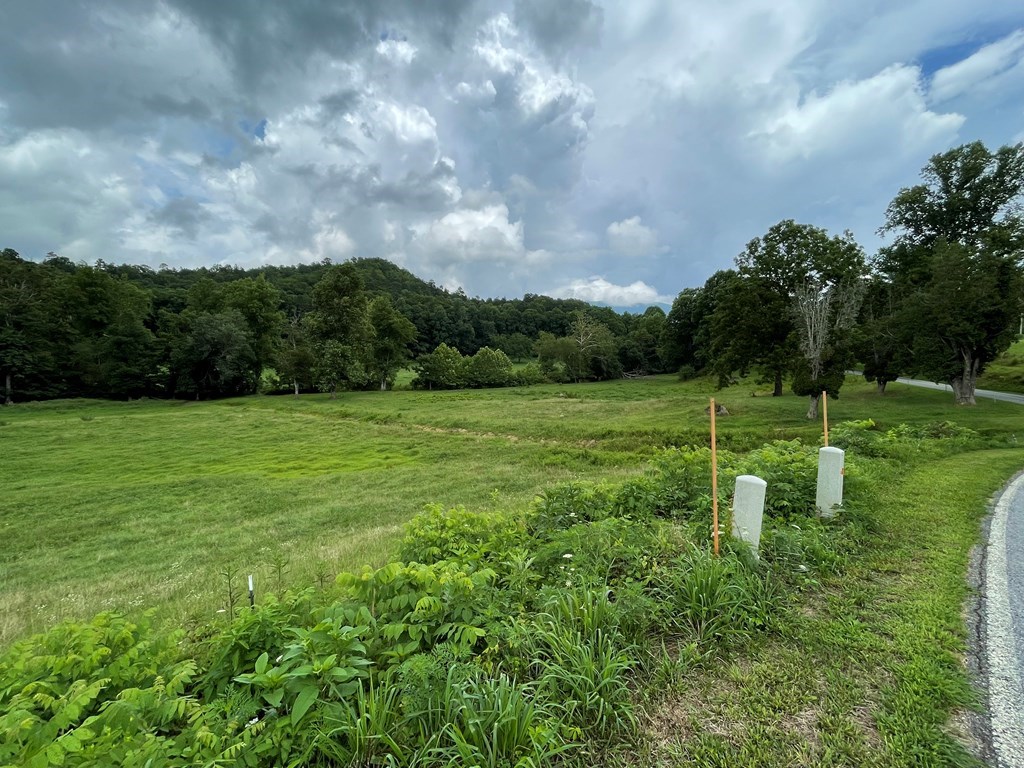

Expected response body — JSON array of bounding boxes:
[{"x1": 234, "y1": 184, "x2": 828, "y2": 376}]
[
  {"x1": 606, "y1": 216, "x2": 658, "y2": 257},
  {"x1": 930, "y1": 29, "x2": 1024, "y2": 102},
  {"x1": 751, "y1": 65, "x2": 964, "y2": 164},
  {"x1": 552, "y1": 276, "x2": 670, "y2": 306},
  {"x1": 376, "y1": 39, "x2": 417, "y2": 65},
  {"x1": 412, "y1": 203, "x2": 545, "y2": 266},
  {"x1": 1, "y1": 2, "x2": 1023, "y2": 301}
]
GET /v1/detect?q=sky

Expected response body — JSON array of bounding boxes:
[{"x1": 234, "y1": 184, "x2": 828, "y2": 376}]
[{"x1": 1, "y1": 1, "x2": 1023, "y2": 308}]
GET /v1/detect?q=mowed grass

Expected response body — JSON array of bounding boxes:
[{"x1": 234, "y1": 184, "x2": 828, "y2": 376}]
[
  {"x1": 977, "y1": 338, "x2": 1024, "y2": 394},
  {"x1": 2, "y1": 374, "x2": 1024, "y2": 646},
  {"x1": 641, "y1": 448, "x2": 1024, "y2": 766}
]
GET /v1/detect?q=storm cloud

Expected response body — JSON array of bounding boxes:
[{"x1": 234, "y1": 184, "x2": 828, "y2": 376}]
[{"x1": 1, "y1": 1, "x2": 1023, "y2": 304}]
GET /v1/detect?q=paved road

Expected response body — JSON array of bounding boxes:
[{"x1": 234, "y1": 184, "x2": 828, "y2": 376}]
[
  {"x1": 893, "y1": 377, "x2": 1024, "y2": 405},
  {"x1": 985, "y1": 475, "x2": 1024, "y2": 767}
]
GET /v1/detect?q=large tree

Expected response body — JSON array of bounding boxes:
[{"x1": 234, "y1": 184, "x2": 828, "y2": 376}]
[
  {"x1": 306, "y1": 264, "x2": 373, "y2": 397},
  {"x1": 0, "y1": 250, "x2": 64, "y2": 403},
  {"x1": 711, "y1": 221, "x2": 865, "y2": 397},
  {"x1": 878, "y1": 141, "x2": 1024, "y2": 404},
  {"x1": 366, "y1": 295, "x2": 417, "y2": 391}
]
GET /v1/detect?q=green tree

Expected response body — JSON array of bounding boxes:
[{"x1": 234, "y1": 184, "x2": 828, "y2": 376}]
[
  {"x1": 170, "y1": 311, "x2": 256, "y2": 399},
  {"x1": 853, "y1": 277, "x2": 907, "y2": 395},
  {"x1": 413, "y1": 343, "x2": 466, "y2": 389},
  {"x1": 366, "y1": 296, "x2": 417, "y2": 391},
  {"x1": 222, "y1": 275, "x2": 285, "y2": 383},
  {"x1": 0, "y1": 250, "x2": 64, "y2": 403},
  {"x1": 878, "y1": 141, "x2": 1024, "y2": 404},
  {"x1": 712, "y1": 221, "x2": 865, "y2": 397},
  {"x1": 307, "y1": 264, "x2": 372, "y2": 397},
  {"x1": 491, "y1": 332, "x2": 534, "y2": 362},
  {"x1": 278, "y1": 313, "x2": 314, "y2": 396},
  {"x1": 466, "y1": 346, "x2": 514, "y2": 387},
  {"x1": 661, "y1": 270, "x2": 737, "y2": 374}
]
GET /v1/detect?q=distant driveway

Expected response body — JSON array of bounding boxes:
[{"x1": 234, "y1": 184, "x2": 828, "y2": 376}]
[{"x1": 893, "y1": 377, "x2": 1024, "y2": 405}]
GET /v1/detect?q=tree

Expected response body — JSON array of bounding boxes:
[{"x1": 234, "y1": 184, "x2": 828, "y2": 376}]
[
  {"x1": 466, "y1": 347, "x2": 514, "y2": 388},
  {"x1": 712, "y1": 221, "x2": 865, "y2": 397},
  {"x1": 170, "y1": 311, "x2": 256, "y2": 399},
  {"x1": 306, "y1": 265, "x2": 372, "y2": 397},
  {"x1": 222, "y1": 275, "x2": 285, "y2": 384},
  {"x1": 879, "y1": 141, "x2": 1024, "y2": 404},
  {"x1": 366, "y1": 296, "x2": 417, "y2": 391},
  {"x1": 566, "y1": 312, "x2": 620, "y2": 382},
  {"x1": 791, "y1": 280, "x2": 864, "y2": 418},
  {"x1": 853, "y1": 277, "x2": 907, "y2": 395},
  {"x1": 661, "y1": 270, "x2": 737, "y2": 374},
  {"x1": 0, "y1": 250, "x2": 64, "y2": 403},
  {"x1": 413, "y1": 343, "x2": 466, "y2": 389},
  {"x1": 278, "y1": 312, "x2": 314, "y2": 396}
]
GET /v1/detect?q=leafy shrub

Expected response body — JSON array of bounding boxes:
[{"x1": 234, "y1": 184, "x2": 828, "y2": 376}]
[
  {"x1": 466, "y1": 346, "x2": 515, "y2": 388},
  {"x1": 677, "y1": 364, "x2": 698, "y2": 381},
  {"x1": 398, "y1": 503, "x2": 523, "y2": 566},
  {"x1": 733, "y1": 440, "x2": 818, "y2": 518},
  {"x1": 513, "y1": 362, "x2": 547, "y2": 386},
  {"x1": 830, "y1": 418, "x2": 883, "y2": 455},
  {"x1": 337, "y1": 560, "x2": 503, "y2": 663},
  {"x1": 0, "y1": 613, "x2": 198, "y2": 767}
]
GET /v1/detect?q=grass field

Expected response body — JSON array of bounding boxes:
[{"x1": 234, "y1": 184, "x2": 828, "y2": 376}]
[
  {"x1": 977, "y1": 338, "x2": 1024, "y2": 394},
  {"x1": 2, "y1": 374, "x2": 1024, "y2": 647}
]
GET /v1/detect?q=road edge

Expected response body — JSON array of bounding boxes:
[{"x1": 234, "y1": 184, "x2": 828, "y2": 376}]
[{"x1": 967, "y1": 469, "x2": 1024, "y2": 767}]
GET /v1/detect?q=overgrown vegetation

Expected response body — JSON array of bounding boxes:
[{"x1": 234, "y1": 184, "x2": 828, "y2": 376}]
[{"x1": 1, "y1": 409, "x2": 1014, "y2": 766}]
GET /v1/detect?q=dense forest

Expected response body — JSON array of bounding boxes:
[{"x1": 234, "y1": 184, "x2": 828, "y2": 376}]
[
  {"x1": 0, "y1": 251, "x2": 671, "y2": 402},
  {"x1": 3, "y1": 141, "x2": 1023, "y2": 409}
]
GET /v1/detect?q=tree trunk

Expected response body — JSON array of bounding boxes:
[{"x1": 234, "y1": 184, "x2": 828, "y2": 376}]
[
  {"x1": 877, "y1": 380, "x2": 887, "y2": 395},
  {"x1": 380, "y1": 378, "x2": 387, "y2": 391},
  {"x1": 3, "y1": 372, "x2": 11, "y2": 405},
  {"x1": 293, "y1": 379, "x2": 299, "y2": 397},
  {"x1": 330, "y1": 384, "x2": 337, "y2": 400},
  {"x1": 806, "y1": 393, "x2": 819, "y2": 420},
  {"x1": 773, "y1": 370, "x2": 783, "y2": 397},
  {"x1": 950, "y1": 354, "x2": 979, "y2": 406}
]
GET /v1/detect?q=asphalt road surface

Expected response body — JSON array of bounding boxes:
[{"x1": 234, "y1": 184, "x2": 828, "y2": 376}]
[
  {"x1": 893, "y1": 377, "x2": 1024, "y2": 405},
  {"x1": 985, "y1": 474, "x2": 1024, "y2": 767}
]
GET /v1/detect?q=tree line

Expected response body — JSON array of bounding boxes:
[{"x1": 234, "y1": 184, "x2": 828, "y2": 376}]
[
  {"x1": 664, "y1": 141, "x2": 1024, "y2": 412},
  {"x1": 0, "y1": 253, "x2": 671, "y2": 403},
  {"x1": 2, "y1": 140, "x2": 1022, "y2": 409}
]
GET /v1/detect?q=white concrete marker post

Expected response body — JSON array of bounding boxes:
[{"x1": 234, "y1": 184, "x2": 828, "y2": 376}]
[
  {"x1": 732, "y1": 475, "x2": 767, "y2": 558},
  {"x1": 816, "y1": 446, "x2": 845, "y2": 518}
]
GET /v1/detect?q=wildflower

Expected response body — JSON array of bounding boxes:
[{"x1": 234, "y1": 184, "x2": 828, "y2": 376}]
[
  {"x1": 562, "y1": 553, "x2": 573, "y2": 559},
  {"x1": 247, "y1": 717, "x2": 259, "y2": 727}
]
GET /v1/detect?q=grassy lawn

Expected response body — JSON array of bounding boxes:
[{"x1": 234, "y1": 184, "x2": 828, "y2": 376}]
[
  {"x1": 3, "y1": 375, "x2": 1024, "y2": 765},
  {"x1": 977, "y1": 338, "x2": 1024, "y2": 394},
  {"x1": 1, "y1": 374, "x2": 1022, "y2": 649},
  {"x1": 637, "y1": 448, "x2": 1023, "y2": 766}
]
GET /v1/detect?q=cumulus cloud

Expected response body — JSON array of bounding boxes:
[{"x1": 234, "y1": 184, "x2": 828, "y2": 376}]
[
  {"x1": 552, "y1": 276, "x2": 670, "y2": 306},
  {"x1": 0, "y1": 0, "x2": 1022, "y2": 304},
  {"x1": 930, "y1": 29, "x2": 1024, "y2": 102},
  {"x1": 606, "y1": 216, "x2": 658, "y2": 257},
  {"x1": 751, "y1": 65, "x2": 964, "y2": 164}
]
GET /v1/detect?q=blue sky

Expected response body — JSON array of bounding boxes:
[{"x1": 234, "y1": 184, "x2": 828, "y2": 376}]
[{"x1": 0, "y1": 1, "x2": 1022, "y2": 306}]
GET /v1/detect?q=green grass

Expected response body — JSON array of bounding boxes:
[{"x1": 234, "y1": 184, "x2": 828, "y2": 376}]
[
  {"x1": 3, "y1": 374, "x2": 1024, "y2": 764},
  {"x1": 636, "y1": 448, "x2": 1023, "y2": 766},
  {"x1": 977, "y1": 338, "x2": 1024, "y2": 394},
  {"x1": 2, "y1": 374, "x2": 1023, "y2": 649}
]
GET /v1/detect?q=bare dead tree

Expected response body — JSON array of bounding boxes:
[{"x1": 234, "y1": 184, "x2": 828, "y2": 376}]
[{"x1": 793, "y1": 280, "x2": 865, "y2": 418}]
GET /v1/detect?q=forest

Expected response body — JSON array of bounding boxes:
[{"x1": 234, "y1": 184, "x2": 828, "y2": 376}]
[{"x1": 2, "y1": 141, "x2": 1023, "y2": 412}]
